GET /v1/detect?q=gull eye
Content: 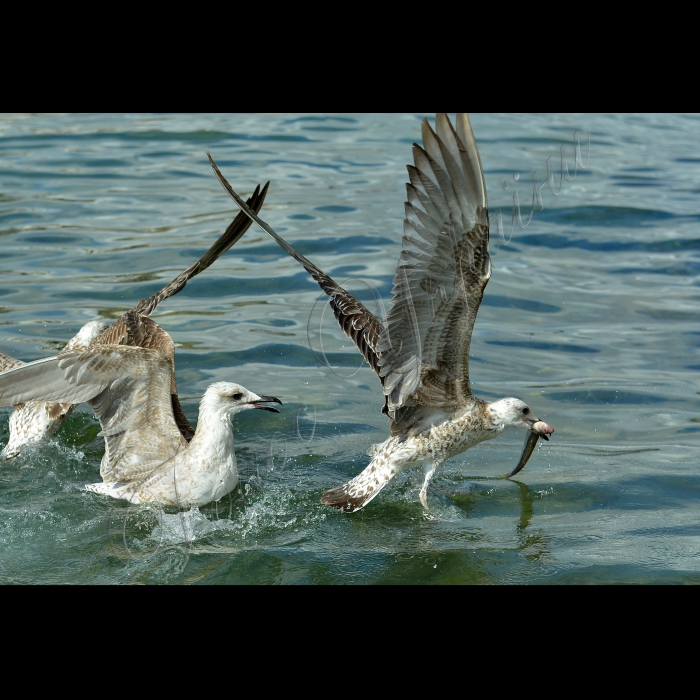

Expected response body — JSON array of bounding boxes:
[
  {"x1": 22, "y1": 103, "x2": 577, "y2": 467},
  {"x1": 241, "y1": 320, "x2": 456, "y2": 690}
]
[
  {"x1": 232, "y1": 393, "x2": 243, "y2": 400},
  {"x1": 521, "y1": 407, "x2": 530, "y2": 415}
]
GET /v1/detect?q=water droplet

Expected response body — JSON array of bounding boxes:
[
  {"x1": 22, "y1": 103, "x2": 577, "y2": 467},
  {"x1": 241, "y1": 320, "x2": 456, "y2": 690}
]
[{"x1": 513, "y1": 172, "x2": 520, "y2": 181}]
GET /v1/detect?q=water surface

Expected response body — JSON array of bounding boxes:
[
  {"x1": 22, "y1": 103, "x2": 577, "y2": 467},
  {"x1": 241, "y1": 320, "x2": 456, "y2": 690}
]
[{"x1": 1, "y1": 113, "x2": 698, "y2": 584}]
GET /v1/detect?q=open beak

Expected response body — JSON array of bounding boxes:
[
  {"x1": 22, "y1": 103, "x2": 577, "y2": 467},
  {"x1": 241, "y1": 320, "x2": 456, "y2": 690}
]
[
  {"x1": 249, "y1": 396, "x2": 283, "y2": 413},
  {"x1": 507, "y1": 419, "x2": 554, "y2": 479}
]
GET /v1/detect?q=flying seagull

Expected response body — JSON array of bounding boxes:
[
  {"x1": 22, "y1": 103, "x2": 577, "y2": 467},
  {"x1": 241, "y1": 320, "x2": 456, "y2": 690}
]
[
  {"x1": 1, "y1": 182, "x2": 269, "y2": 460},
  {"x1": 0, "y1": 344, "x2": 281, "y2": 506},
  {"x1": 206, "y1": 113, "x2": 554, "y2": 512}
]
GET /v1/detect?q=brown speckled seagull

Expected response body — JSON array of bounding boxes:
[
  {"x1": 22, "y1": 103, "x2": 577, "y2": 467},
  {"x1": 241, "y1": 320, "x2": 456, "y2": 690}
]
[
  {"x1": 0, "y1": 182, "x2": 269, "y2": 461},
  {"x1": 207, "y1": 114, "x2": 554, "y2": 512}
]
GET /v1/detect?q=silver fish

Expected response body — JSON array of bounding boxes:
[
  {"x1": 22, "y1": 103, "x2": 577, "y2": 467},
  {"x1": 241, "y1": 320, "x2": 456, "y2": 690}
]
[{"x1": 506, "y1": 421, "x2": 552, "y2": 478}]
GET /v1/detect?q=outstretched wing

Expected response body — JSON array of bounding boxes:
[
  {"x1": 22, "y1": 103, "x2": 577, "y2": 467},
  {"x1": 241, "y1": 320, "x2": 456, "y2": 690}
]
[
  {"x1": 377, "y1": 113, "x2": 490, "y2": 414},
  {"x1": 207, "y1": 114, "x2": 490, "y2": 419},
  {"x1": 90, "y1": 181, "x2": 269, "y2": 441},
  {"x1": 92, "y1": 311, "x2": 193, "y2": 440},
  {"x1": 0, "y1": 355, "x2": 108, "y2": 407},
  {"x1": 207, "y1": 153, "x2": 386, "y2": 378},
  {"x1": 0, "y1": 345, "x2": 183, "y2": 482},
  {"x1": 0, "y1": 345, "x2": 187, "y2": 482},
  {"x1": 63, "y1": 347, "x2": 185, "y2": 484}
]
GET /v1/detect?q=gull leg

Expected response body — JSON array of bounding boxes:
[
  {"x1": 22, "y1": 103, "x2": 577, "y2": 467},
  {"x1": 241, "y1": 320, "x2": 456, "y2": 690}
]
[{"x1": 419, "y1": 460, "x2": 443, "y2": 508}]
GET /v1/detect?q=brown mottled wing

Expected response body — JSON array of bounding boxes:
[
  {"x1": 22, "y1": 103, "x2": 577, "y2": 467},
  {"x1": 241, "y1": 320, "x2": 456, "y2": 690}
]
[
  {"x1": 87, "y1": 183, "x2": 270, "y2": 440},
  {"x1": 56, "y1": 346, "x2": 184, "y2": 484},
  {"x1": 207, "y1": 153, "x2": 386, "y2": 379},
  {"x1": 91, "y1": 311, "x2": 194, "y2": 441},
  {"x1": 0, "y1": 351, "x2": 23, "y2": 373},
  {"x1": 91, "y1": 314, "x2": 176, "y2": 386},
  {"x1": 376, "y1": 113, "x2": 490, "y2": 415},
  {"x1": 92, "y1": 312, "x2": 174, "y2": 359}
]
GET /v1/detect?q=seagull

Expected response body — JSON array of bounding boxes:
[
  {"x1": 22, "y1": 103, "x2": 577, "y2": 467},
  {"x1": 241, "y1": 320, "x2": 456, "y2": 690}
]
[
  {"x1": 0, "y1": 344, "x2": 281, "y2": 506},
  {"x1": 206, "y1": 113, "x2": 554, "y2": 512},
  {"x1": 0, "y1": 182, "x2": 269, "y2": 461}
]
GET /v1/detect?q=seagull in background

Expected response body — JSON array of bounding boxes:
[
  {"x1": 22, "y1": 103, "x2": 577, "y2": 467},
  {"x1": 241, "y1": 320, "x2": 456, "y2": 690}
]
[
  {"x1": 207, "y1": 113, "x2": 554, "y2": 512},
  {"x1": 1, "y1": 322, "x2": 107, "y2": 459},
  {"x1": 0, "y1": 344, "x2": 281, "y2": 506},
  {"x1": 1, "y1": 181, "x2": 269, "y2": 460}
]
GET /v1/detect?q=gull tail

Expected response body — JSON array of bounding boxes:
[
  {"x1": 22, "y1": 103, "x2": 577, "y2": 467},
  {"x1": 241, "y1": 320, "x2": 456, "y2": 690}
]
[{"x1": 321, "y1": 452, "x2": 394, "y2": 513}]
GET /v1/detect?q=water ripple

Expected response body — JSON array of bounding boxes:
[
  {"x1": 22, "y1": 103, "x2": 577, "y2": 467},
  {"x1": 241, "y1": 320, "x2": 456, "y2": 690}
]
[{"x1": 1, "y1": 113, "x2": 699, "y2": 584}]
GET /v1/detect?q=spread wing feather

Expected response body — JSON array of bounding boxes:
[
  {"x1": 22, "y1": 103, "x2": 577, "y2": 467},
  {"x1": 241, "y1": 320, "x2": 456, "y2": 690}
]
[
  {"x1": 0, "y1": 356, "x2": 109, "y2": 406},
  {"x1": 79, "y1": 347, "x2": 187, "y2": 483},
  {"x1": 206, "y1": 153, "x2": 386, "y2": 378},
  {"x1": 0, "y1": 178, "x2": 268, "y2": 454},
  {"x1": 90, "y1": 182, "x2": 269, "y2": 441},
  {"x1": 56, "y1": 346, "x2": 183, "y2": 483},
  {"x1": 207, "y1": 114, "x2": 490, "y2": 420},
  {"x1": 0, "y1": 344, "x2": 184, "y2": 481},
  {"x1": 376, "y1": 113, "x2": 491, "y2": 413}
]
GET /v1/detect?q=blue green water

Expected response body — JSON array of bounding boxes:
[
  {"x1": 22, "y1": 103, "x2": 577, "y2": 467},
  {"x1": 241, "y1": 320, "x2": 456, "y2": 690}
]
[{"x1": 1, "y1": 113, "x2": 698, "y2": 584}]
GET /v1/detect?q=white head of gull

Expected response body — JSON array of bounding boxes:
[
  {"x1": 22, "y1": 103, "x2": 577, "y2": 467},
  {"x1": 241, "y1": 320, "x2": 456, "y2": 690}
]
[
  {"x1": 0, "y1": 345, "x2": 281, "y2": 507},
  {"x1": 207, "y1": 113, "x2": 554, "y2": 512},
  {"x1": 0, "y1": 182, "x2": 269, "y2": 461}
]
